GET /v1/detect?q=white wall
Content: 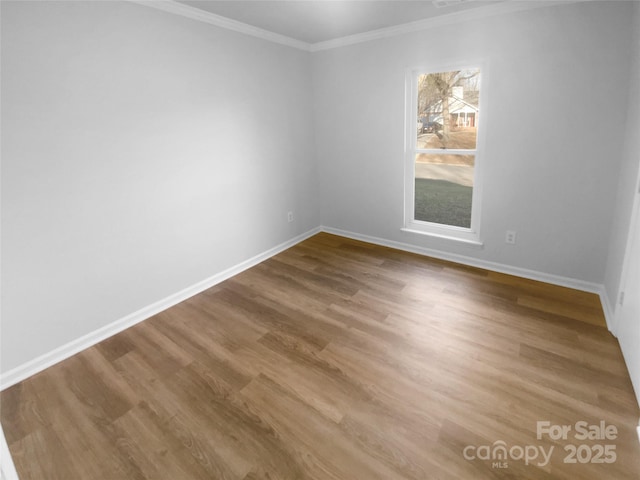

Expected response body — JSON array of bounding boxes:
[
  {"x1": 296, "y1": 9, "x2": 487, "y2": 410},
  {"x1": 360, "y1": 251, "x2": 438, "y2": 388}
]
[
  {"x1": 615, "y1": 200, "x2": 640, "y2": 405},
  {"x1": 0, "y1": 0, "x2": 319, "y2": 374},
  {"x1": 604, "y1": 1, "x2": 640, "y2": 313},
  {"x1": 313, "y1": 1, "x2": 633, "y2": 284},
  {"x1": 603, "y1": 1, "x2": 640, "y2": 404}
]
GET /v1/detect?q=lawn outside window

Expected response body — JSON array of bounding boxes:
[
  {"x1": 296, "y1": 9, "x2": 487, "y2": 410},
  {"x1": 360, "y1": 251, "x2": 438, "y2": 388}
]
[{"x1": 403, "y1": 64, "x2": 486, "y2": 246}]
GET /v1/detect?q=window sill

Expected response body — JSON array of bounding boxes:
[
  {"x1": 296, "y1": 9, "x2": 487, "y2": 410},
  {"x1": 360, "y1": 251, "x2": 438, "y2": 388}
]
[{"x1": 401, "y1": 227, "x2": 484, "y2": 249}]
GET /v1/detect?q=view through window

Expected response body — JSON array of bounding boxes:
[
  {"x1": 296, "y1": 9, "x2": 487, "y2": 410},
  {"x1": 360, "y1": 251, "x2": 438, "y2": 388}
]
[{"x1": 407, "y1": 67, "x2": 482, "y2": 239}]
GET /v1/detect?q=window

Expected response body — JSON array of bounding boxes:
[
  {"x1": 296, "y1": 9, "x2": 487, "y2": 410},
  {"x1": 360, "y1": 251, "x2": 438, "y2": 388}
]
[{"x1": 404, "y1": 65, "x2": 484, "y2": 245}]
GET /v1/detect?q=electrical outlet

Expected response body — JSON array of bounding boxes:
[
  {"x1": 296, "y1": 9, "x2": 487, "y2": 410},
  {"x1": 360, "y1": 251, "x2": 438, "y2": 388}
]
[
  {"x1": 505, "y1": 230, "x2": 517, "y2": 244},
  {"x1": 287, "y1": 211, "x2": 294, "y2": 223}
]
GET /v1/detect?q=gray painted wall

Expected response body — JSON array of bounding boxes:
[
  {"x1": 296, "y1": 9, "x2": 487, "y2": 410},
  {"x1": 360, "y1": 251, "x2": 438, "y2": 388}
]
[
  {"x1": 1, "y1": 0, "x2": 319, "y2": 372},
  {"x1": 313, "y1": 1, "x2": 633, "y2": 284}
]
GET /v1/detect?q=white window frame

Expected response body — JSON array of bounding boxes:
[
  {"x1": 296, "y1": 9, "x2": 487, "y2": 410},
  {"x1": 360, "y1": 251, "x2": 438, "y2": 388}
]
[{"x1": 403, "y1": 62, "x2": 487, "y2": 247}]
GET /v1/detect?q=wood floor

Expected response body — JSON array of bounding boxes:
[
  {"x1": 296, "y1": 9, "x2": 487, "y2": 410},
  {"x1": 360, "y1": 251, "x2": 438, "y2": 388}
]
[{"x1": 2, "y1": 233, "x2": 640, "y2": 479}]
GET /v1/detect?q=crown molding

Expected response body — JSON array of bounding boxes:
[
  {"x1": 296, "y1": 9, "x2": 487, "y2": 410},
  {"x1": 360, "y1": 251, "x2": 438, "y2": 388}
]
[
  {"x1": 130, "y1": 0, "x2": 312, "y2": 51},
  {"x1": 310, "y1": 1, "x2": 578, "y2": 52},
  {"x1": 131, "y1": 0, "x2": 580, "y2": 53}
]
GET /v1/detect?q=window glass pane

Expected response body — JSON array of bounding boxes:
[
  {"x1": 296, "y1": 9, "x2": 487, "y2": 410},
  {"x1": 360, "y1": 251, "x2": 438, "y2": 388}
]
[
  {"x1": 414, "y1": 153, "x2": 474, "y2": 228},
  {"x1": 416, "y1": 68, "x2": 480, "y2": 149}
]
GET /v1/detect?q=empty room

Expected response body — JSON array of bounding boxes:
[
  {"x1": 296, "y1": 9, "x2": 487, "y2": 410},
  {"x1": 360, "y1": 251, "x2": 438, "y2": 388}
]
[{"x1": 2, "y1": 0, "x2": 640, "y2": 478}]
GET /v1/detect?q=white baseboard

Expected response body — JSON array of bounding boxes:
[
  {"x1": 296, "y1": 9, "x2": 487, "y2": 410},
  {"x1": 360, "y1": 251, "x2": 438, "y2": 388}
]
[
  {"x1": 320, "y1": 226, "x2": 605, "y2": 297},
  {"x1": 598, "y1": 287, "x2": 617, "y2": 334},
  {"x1": 0, "y1": 227, "x2": 321, "y2": 391}
]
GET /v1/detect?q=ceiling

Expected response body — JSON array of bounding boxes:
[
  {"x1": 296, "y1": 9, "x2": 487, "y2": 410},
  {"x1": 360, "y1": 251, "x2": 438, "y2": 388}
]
[{"x1": 176, "y1": 1, "x2": 504, "y2": 44}]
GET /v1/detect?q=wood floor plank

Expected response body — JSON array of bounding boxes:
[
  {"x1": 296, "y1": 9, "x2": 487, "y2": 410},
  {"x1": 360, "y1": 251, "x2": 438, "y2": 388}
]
[
  {"x1": 240, "y1": 373, "x2": 407, "y2": 480},
  {"x1": 8, "y1": 427, "x2": 81, "y2": 480},
  {"x1": 2, "y1": 232, "x2": 639, "y2": 479},
  {"x1": 517, "y1": 295, "x2": 606, "y2": 327}
]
